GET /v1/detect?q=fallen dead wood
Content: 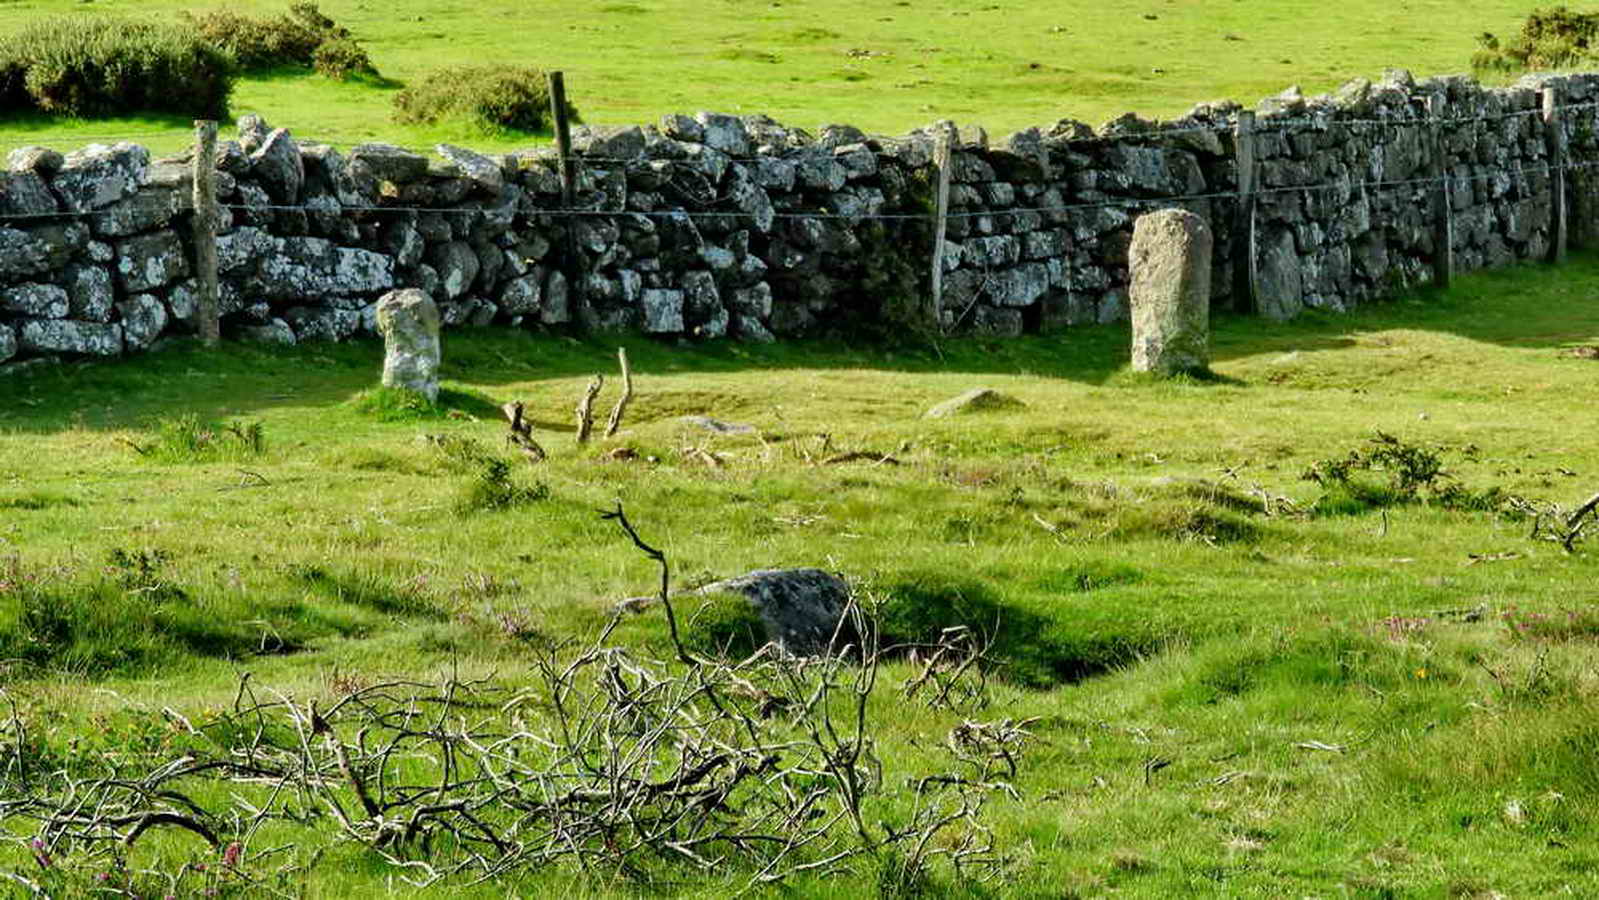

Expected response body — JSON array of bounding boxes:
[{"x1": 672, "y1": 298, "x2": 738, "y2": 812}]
[
  {"x1": 682, "y1": 446, "x2": 724, "y2": 468},
  {"x1": 501, "y1": 401, "x2": 547, "y2": 462},
  {"x1": 822, "y1": 451, "x2": 900, "y2": 466},
  {"x1": 1566, "y1": 490, "x2": 1599, "y2": 530}
]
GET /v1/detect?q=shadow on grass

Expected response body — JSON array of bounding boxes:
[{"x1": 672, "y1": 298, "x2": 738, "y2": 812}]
[
  {"x1": 290, "y1": 563, "x2": 444, "y2": 619},
  {"x1": 878, "y1": 571, "x2": 1170, "y2": 687},
  {"x1": 0, "y1": 109, "x2": 197, "y2": 145}
]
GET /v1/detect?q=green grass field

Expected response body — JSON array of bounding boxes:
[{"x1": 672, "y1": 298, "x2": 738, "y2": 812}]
[
  {"x1": 0, "y1": 0, "x2": 1543, "y2": 155},
  {"x1": 3, "y1": 256, "x2": 1599, "y2": 895}
]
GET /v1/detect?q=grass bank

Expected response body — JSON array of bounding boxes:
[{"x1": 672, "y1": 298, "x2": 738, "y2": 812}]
[{"x1": 1, "y1": 255, "x2": 1598, "y2": 893}]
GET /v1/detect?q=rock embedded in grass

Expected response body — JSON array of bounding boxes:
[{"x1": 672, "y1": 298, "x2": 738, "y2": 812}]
[
  {"x1": 376, "y1": 288, "x2": 442, "y2": 402},
  {"x1": 681, "y1": 415, "x2": 755, "y2": 434},
  {"x1": 238, "y1": 318, "x2": 297, "y2": 346},
  {"x1": 692, "y1": 568, "x2": 856, "y2": 657},
  {"x1": 923, "y1": 388, "x2": 1026, "y2": 418}
]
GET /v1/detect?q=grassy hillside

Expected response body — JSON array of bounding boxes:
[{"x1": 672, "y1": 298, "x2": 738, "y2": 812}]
[
  {"x1": 2, "y1": 256, "x2": 1598, "y2": 894},
  {"x1": 0, "y1": 0, "x2": 1539, "y2": 155}
]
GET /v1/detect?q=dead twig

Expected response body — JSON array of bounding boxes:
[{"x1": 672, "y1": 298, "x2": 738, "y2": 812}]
[
  {"x1": 603, "y1": 348, "x2": 633, "y2": 439},
  {"x1": 822, "y1": 451, "x2": 900, "y2": 466},
  {"x1": 575, "y1": 375, "x2": 603, "y2": 444},
  {"x1": 501, "y1": 401, "x2": 546, "y2": 462},
  {"x1": 1566, "y1": 490, "x2": 1599, "y2": 531}
]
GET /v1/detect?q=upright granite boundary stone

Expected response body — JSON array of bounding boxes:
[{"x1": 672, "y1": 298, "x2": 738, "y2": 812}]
[
  {"x1": 2, "y1": 68, "x2": 1596, "y2": 368},
  {"x1": 1129, "y1": 208, "x2": 1212, "y2": 375}
]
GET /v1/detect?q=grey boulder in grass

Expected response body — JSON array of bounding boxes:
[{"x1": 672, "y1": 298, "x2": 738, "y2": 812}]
[
  {"x1": 623, "y1": 568, "x2": 858, "y2": 657},
  {"x1": 376, "y1": 288, "x2": 442, "y2": 402},
  {"x1": 698, "y1": 569, "x2": 857, "y2": 656}
]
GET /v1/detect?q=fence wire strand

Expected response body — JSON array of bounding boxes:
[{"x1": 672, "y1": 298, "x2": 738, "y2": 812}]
[{"x1": 1, "y1": 102, "x2": 1596, "y2": 229}]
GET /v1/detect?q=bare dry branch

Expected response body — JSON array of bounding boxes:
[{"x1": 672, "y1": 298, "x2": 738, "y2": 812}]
[
  {"x1": 604, "y1": 348, "x2": 633, "y2": 439},
  {"x1": 575, "y1": 376, "x2": 604, "y2": 444}
]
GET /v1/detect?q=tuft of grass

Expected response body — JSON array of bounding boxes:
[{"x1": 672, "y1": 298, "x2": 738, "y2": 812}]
[
  {"x1": 0, "y1": 491, "x2": 78, "y2": 511},
  {"x1": 350, "y1": 385, "x2": 503, "y2": 421},
  {"x1": 350, "y1": 385, "x2": 439, "y2": 421},
  {"x1": 455, "y1": 457, "x2": 549, "y2": 513},
  {"x1": 681, "y1": 591, "x2": 766, "y2": 658},
  {"x1": 130, "y1": 414, "x2": 266, "y2": 463}
]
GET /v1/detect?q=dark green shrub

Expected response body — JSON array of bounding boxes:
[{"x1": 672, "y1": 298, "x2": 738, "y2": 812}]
[
  {"x1": 1473, "y1": 7, "x2": 1599, "y2": 72},
  {"x1": 184, "y1": 3, "x2": 375, "y2": 78},
  {"x1": 0, "y1": 18, "x2": 234, "y2": 118},
  {"x1": 393, "y1": 65, "x2": 580, "y2": 133}
]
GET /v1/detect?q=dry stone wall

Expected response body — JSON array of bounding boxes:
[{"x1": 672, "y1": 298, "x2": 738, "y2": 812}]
[{"x1": 3, "y1": 70, "x2": 1598, "y2": 368}]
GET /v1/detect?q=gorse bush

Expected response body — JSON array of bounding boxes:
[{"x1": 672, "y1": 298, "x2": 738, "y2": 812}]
[
  {"x1": 392, "y1": 65, "x2": 580, "y2": 133},
  {"x1": 456, "y1": 458, "x2": 550, "y2": 513},
  {"x1": 183, "y1": 3, "x2": 376, "y2": 79},
  {"x1": 1302, "y1": 430, "x2": 1506, "y2": 513},
  {"x1": 1473, "y1": 6, "x2": 1599, "y2": 72},
  {"x1": 0, "y1": 18, "x2": 234, "y2": 118},
  {"x1": 311, "y1": 36, "x2": 375, "y2": 80}
]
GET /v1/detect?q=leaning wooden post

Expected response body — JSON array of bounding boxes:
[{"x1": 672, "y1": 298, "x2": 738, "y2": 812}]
[
  {"x1": 603, "y1": 347, "x2": 633, "y2": 439},
  {"x1": 191, "y1": 120, "x2": 220, "y2": 346},
  {"x1": 575, "y1": 375, "x2": 603, "y2": 444},
  {"x1": 1543, "y1": 85, "x2": 1568, "y2": 264},
  {"x1": 1231, "y1": 110, "x2": 1258, "y2": 314},
  {"x1": 1426, "y1": 94, "x2": 1454, "y2": 289},
  {"x1": 547, "y1": 71, "x2": 582, "y2": 307},
  {"x1": 927, "y1": 125, "x2": 954, "y2": 329},
  {"x1": 547, "y1": 71, "x2": 576, "y2": 207}
]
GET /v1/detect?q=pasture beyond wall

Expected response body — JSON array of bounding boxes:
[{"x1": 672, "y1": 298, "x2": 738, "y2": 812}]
[{"x1": 3, "y1": 68, "x2": 1599, "y2": 367}]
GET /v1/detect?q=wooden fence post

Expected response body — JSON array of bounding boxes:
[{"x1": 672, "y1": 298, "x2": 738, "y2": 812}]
[
  {"x1": 547, "y1": 71, "x2": 576, "y2": 207},
  {"x1": 547, "y1": 71, "x2": 582, "y2": 307},
  {"x1": 1231, "y1": 110, "x2": 1258, "y2": 314},
  {"x1": 927, "y1": 125, "x2": 953, "y2": 329},
  {"x1": 1426, "y1": 94, "x2": 1454, "y2": 289},
  {"x1": 191, "y1": 120, "x2": 220, "y2": 347},
  {"x1": 1543, "y1": 85, "x2": 1568, "y2": 264}
]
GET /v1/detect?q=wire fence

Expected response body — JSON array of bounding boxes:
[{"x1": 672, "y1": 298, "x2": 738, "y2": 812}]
[
  {"x1": 0, "y1": 157, "x2": 1586, "y2": 228},
  {"x1": 2, "y1": 98, "x2": 1593, "y2": 236},
  {"x1": 4, "y1": 92, "x2": 1592, "y2": 168}
]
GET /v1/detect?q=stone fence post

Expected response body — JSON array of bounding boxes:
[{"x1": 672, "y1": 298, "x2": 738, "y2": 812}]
[{"x1": 1129, "y1": 208, "x2": 1212, "y2": 375}]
